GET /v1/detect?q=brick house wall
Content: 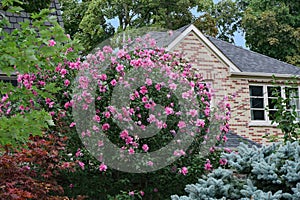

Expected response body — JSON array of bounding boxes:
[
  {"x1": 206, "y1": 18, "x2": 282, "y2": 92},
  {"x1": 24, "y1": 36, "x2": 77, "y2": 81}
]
[{"x1": 169, "y1": 30, "x2": 285, "y2": 144}]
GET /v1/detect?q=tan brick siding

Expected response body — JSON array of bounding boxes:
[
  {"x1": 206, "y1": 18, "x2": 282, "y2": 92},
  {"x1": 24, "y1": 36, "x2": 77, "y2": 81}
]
[{"x1": 170, "y1": 31, "x2": 284, "y2": 144}]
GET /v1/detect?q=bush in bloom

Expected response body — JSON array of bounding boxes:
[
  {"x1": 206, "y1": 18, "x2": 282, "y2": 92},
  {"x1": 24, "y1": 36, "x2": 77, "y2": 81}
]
[{"x1": 67, "y1": 35, "x2": 231, "y2": 198}]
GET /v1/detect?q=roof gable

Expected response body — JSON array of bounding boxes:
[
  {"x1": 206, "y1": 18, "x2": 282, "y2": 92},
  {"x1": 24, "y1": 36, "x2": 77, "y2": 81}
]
[{"x1": 148, "y1": 24, "x2": 241, "y2": 73}]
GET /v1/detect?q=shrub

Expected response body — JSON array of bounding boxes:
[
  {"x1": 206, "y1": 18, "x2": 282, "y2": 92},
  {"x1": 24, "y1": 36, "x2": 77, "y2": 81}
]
[
  {"x1": 0, "y1": 133, "x2": 80, "y2": 200},
  {"x1": 171, "y1": 141, "x2": 300, "y2": 200}
]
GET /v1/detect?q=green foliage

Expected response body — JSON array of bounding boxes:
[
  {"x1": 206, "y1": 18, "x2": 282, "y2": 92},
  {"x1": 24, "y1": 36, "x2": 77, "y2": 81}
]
[
  {"x1": 241, "y1": 0, "x2": 300, "y2": 65},
  {"x1": 61, "y1": 0, "x2": 246, "y2": 53},
  {"x1": 172, "y1": 141, "x2": 300, "y2": 199},
  {"x1": 0, "y1": 4, "x2": 81, "y2": 146},
  {"x1": 267, "y1": 78, "x2": 300, "y2": 142},
  {"x1": 194, "y1": 0, "x2": 242, "y2": 43}
]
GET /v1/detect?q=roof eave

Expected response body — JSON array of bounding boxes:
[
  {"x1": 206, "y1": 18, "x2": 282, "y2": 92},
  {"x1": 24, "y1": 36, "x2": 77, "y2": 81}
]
[{"x1": 230, "y1": 71, "x2": 300, "y2": 79}]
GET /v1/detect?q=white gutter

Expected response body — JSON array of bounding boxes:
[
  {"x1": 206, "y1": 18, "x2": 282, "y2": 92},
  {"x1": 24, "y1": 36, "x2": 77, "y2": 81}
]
[{"x1": 230, "y1": 71, "x2": 300, "y2": 79}]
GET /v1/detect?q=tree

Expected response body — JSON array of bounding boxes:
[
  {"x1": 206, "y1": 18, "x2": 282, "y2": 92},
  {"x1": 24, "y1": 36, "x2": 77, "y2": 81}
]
[
  {"x1": 241, "y1": 0, "x2": 300, "y2": 66},
  {"x1": 60, "y1": 0, "x2": 215, "y2": 54},
  {"x1": 0, "y1": 1, "x2": 81, "y2": 146},
  {"x1": 194, "y1": 0, "x2": 242, "y2": 43}
]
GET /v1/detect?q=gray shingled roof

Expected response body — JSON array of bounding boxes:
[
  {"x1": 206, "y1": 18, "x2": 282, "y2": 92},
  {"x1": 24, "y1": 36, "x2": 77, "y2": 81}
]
[
  {"x1": 207, "y1": 36, "x2": 300, "y2": 75},
  {"x1": 0, "y1": 0, "x2": 63, "y2": 34},
  {"x1": 218, "y1": 132, "x2": 262, "y2": 149},
  {"x1": 148, "y1": 24, "x2": 300, "y2": 76}
]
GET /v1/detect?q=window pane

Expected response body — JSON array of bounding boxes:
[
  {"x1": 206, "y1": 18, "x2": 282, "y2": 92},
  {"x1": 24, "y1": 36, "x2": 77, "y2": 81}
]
[
  {"x1": 286, "y1": 88, "x2": 299, "y2": 109},
  {"x1": 250, "y1": 86, "x2": 263, "y2": 96},
  {"x1": 250, "y1": 98, "x2": 264, "y2": 108},
  {"x1": 268, "y1": 99, "x2": 277, "y2": 109},
  {"x1": 267, "y1": 86, "x2": 281, "y2": 97},
  {"x1": 251, "y1": 110, "x2": 265, "y2": 120},
  {"x1": 269, "y1": 110, "x2": 277, "y2": 121},
  {"x1": 0, "y1": 79, "x2": 18, "y2": 87}
]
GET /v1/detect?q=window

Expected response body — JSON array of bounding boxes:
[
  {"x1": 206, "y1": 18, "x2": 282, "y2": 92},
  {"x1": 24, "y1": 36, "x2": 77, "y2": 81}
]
[
  {"x1": 285, "y1": 87, "x2": 300, "y2": 118},
  {"x1": 0, "y1": 75, "x2": 18, "y2": 96},
  {"x1": 249, "y1": 85, "x2": 300, "y2": 124},
  {"x1": 250, "y1": 85, "x2": 265, "y2": 120}
]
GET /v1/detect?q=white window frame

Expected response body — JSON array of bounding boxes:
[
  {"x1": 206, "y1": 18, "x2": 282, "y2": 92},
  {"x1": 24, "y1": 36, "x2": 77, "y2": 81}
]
[{"x1": 249, "y1": 84, "x2": 300, "y2": 126}]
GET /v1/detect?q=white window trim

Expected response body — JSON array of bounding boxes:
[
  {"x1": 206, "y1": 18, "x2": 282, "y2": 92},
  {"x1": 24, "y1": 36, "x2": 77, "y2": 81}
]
[{"x1": 249, "y1": 84, "x2": 300, "y2": 126}]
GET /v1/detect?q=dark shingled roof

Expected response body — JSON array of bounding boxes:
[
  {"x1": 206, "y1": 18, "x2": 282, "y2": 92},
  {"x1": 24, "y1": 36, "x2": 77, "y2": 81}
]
[
  {"x1": 148, "y1": 24, "x2": 300, "y2": 76},
  {"x1": 218, "y1": 132, "x2": 262, "y2": 149},
  {"x1": 0, "y1": 0, "x2": 63, "y2": 34},
  {"x1": 207, "y1": 36, "x2": 300, "y2": 75}
]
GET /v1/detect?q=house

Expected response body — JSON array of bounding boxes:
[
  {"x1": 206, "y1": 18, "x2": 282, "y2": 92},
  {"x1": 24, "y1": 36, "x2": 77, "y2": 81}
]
[{"x1": 149, "y1": 24, "x2": 300, "y2": 144}]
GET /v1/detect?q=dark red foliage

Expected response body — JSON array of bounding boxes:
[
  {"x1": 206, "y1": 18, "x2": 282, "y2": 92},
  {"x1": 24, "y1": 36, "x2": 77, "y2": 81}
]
[{"x1": 0, "y1": 133, "x2": 77, "y2": 200}]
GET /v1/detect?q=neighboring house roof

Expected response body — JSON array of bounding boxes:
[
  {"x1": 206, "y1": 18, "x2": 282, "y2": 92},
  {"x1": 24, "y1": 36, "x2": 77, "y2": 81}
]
[
  {"x1": 148, "y1": 24, "x2": 300, "y2": 76},
  {"x1": 218, "y1": 132, "x2": 262, "y2": 149},
  {"x1": 0, "y1": 0, "x2": 63, "y2": 34}
]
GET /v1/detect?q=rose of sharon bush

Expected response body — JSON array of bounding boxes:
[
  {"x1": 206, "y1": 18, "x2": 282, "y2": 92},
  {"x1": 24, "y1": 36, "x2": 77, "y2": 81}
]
[{"x1": 67, "y1": 35, "x2": 231, "y2": 198}]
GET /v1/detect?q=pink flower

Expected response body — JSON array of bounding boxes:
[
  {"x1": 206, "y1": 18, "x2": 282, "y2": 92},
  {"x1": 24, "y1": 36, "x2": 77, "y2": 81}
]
[
  {"x1": 69, "y1": 184, "x2": 74, "y2": 188},
  {"x1": 140, "y1": 191, "x2": 145, "y2": 196},
  {"x1": 102, "y1": 123, "x2": 110, "y2": 131},
  {"x1": 64, "y1": 79, "x2": 70, "y2": 87},
  {"x1": 110, "y1": 79, "x2": 117, "y2": 86},
  {"x1": 128, "y1": 191, "x2": 134, "y2": 196},
  {"x1": 78, "y1": 161, "x2": 85, "y2": 170},
  {"x1": 196, "y1": 119, "x2": 205, "y2": 127},
  {"x1": 219, "y1": 158, "x2": 228, "y2": 165},
  {"x1": 19, "y1": 105, "x2": 25, "y2": 111},
  {"x1": 75, "y1": 149, "x2": 83, "y2": 157},
  {"x1": 177, "y1": 121, "x2": 186, "y2": 129},
  {"x1": 103, "y1": 46, "x2": 113, "y2": 53},
  {"x1": 98, "y1": 140, "x2": 104, "y2": 147},
  {"x1": 99, "y1": 163, "x2": 107, "y2": 171},
  {"x1": 120, "y1": 130, "x2": 129, "y2": 139},
  {"x1": 60, "y1": 69, "x2": 67, "y2": 77},
  {"x1": 128, "y1": 147, "x2": 135, "y2": 155},
  {"x1": 169, "y1": 83, "x2": 177, "y2": 90},
  {"x1": 165, "y1": 107, "x2": 174, "y2": 115},
  {"x1": 93, "y1": 115, "x2": 101, "y2": 123},
  {"x1": 222, "y1": 135, "x2": 228, "y2": 142},
  {"x1": 142, "y1": 96, "x2": 148, "y2": 103},
  {"x1": 153, "y1": 188, "x2": 158, "y2": 193},
  {"x1": 139, "y1": 86, "x2": 148, "y2": 95},
  {"x1": 117, "y1": 49, "x2": 126, "y2": 58},
  {"x1": 188, "y1": 109, "x2": 198, "y2": 117},
  {"x1": 155, "y1": 83, "x2": 161, "y2": 91},
  {"x1": 204, "y1": 160, "x2": 212, "y2": 171},
  {"x1": 125, "y1": 136, "x2": 133, "y2": 145},
  {"x1": 179, "y1": 167, "x2": 188, "y2": 175},
  {"x1": 48, "y1": 39, "x2": 56, "y2": 46},
  {"x1": 70, "y1": 122, "x2": 76, "y2": 127},
  {"x1": 116, "y1": 64, "x2": 124, "y2": 72},
  {"x1": 145, "y1": 78, "x2": 152, "y2": 86},
  {"x1": 104, "y1": 111, "x2": 111, "y2": 118},
  {"x1": 224, "y1": 147, "x2": 232, "y2": 153},
  {"x1": 147, "y1": 161, "x2": 153, "y2": 166},
  {"x1": 144, "y1": 103, "x2": 151, "y2": 109},
  {"x1": 99, "y1": 74, "x2": 107, "y2": 81},
  {"x1": 142, "y1": 144, "x2": 149, "y2": 152}
]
